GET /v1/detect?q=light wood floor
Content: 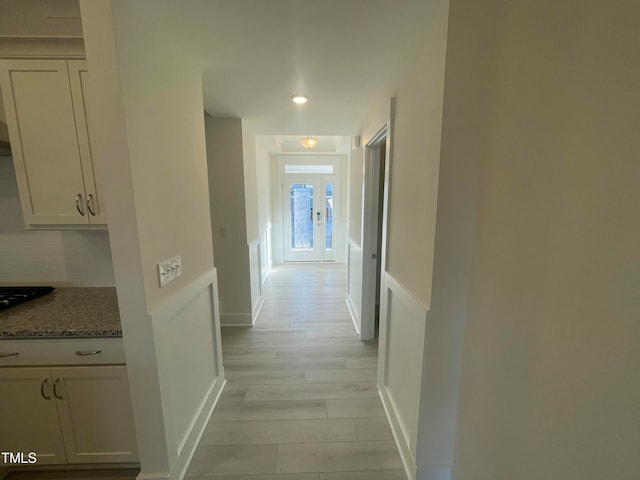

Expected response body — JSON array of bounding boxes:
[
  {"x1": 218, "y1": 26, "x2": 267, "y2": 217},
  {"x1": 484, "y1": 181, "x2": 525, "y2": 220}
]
[{"x1": 186, "y1": 263, "x2": 406, "y2": 479}]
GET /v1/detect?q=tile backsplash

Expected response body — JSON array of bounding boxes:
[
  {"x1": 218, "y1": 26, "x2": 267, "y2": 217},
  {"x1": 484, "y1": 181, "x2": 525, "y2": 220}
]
[{"x1": 0, "y1": 157, "x2": 115, "y2": 286}]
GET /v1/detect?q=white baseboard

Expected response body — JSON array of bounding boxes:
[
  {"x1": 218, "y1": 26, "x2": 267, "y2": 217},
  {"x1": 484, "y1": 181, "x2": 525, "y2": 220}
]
[
  {"x1": 378, "y1": 384, "x2": 417, "y2": 480},
  {"x1": 252, "y1": 296, "x2": 264, "y2": 323},
  {"x1": 220, "y1": 313, "x2": 253, "y2": 326},
  {"x1": 345, "y1": 294, "x2": 360, "y2": 335}
]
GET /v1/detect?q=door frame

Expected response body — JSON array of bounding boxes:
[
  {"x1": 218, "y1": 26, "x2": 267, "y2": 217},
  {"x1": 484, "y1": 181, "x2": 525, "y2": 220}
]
[
  {"x1": 277, "y1": 155, "x2": 341, "y2": 263},
  {"x1": 360, "y1": 103, "x2": 394, "y2": 340}
]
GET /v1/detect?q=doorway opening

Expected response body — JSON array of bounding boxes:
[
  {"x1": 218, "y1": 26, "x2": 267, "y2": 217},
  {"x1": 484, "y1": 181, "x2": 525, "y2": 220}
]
[
  {"x1": 277, "y1": 155, "x2": 343, "y2": 263},
  {"x1": 360, "y1": 124, "x2": 390, "y2": 340}
]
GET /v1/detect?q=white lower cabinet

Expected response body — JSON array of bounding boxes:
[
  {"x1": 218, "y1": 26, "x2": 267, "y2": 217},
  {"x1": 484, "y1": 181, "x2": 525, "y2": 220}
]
[{"x1": 0, "y1": 366, "x2": 138, "y2": 465}]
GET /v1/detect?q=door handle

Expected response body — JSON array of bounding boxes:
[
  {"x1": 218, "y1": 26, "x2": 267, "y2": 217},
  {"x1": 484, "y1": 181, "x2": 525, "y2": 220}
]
[
  {"x1": 40, "y1": 377, "x2": 51, "y2": 400},
  {"x1": 86, "y1": 193, "x2": 96, "y2": 216},
  {"x1": 316, "y1": 211, "x2": 321, "y2": 225},
  {"x1": 75, "y1": 193, "x2": 86, "y2": 216},
  {"x1": 75, "y1": 350, "x2": 102, "y2": 356},
  {"x1": 53, "y1": 378, "x2": 63, "y2": 400}
]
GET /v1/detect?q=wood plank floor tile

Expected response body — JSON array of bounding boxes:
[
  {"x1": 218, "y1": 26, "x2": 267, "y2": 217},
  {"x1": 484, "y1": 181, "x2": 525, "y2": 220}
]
[
  {"x1": 305, "y1": 368, "x2": 377, "y2": 384},
  {"x1": 200, "y1": 419, "x2": 356, "y2": 446},
  {"x1": 319, "y1": 471, "x2": 407, "y2": 480},
  {"x1": 223, "y1": 357, "x2": 346, "y2": 372},
  {"x1": 212, "y1": 400, "x2": 327, "y2": 421},
  {"x1": 326, "y1": 398, "x2": 386, "y2": 418},
  {"x1": 276, "y1": 441, "x2": 402, "y2": 473},
  {"x1": 225, "y1": 370, "x2": 305, "y2": 385},
  {"x1": 244, "y1": 382, "x2": 378, "y2": 401},
  {"x1": 187, "y1": 445, "x2": 278, "y2": 476},
  {"x1": 188, "y1": 475, "x2": 319, "y2": 480}
]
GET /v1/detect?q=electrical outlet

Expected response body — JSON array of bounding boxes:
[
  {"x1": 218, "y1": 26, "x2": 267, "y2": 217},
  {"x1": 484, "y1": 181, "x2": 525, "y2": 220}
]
[{"x1": 158, "y1": 255, "x2": 182, "y2": 287}]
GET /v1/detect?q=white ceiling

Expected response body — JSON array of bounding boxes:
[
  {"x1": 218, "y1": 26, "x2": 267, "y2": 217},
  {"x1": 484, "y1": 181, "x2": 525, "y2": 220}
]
[
  {"x1": 0, "y1": 0, "x2": 434, "y2": 153},
  {"x1": 144, "y1": 0, "x2": 433, "y2": 136}
]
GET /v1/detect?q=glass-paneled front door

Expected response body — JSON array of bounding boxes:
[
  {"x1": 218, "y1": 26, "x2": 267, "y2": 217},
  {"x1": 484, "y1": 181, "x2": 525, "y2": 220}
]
[{"x1": 283, "y1": 178, "x2": 334, "y2": 262}]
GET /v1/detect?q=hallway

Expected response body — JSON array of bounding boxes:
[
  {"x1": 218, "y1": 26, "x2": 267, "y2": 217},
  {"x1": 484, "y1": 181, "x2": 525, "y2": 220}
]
[{"x1": 185, "y1": 264, "x2": 405, "y2": 479}]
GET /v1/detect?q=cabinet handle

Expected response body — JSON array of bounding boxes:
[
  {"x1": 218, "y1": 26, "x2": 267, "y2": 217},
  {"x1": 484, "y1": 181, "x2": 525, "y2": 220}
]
[
  {"x1": 75, "y1": 193, "x2": 86, "y2": 216},
  {"x1": 86, "y1": 193, "x2": 96, "y2": 216},
  {"x1": 53, "y1": 378, "x2": 63, "y2": 400},
  {"x1": 75, "y1": 349, "x2": 102, "y2": 356},
  {"x1": 40, "y1": 378, "x2": 51, "y2": 400},
  {"x1": 0, "y1": 352, "x2": 19, "y2": 358}
]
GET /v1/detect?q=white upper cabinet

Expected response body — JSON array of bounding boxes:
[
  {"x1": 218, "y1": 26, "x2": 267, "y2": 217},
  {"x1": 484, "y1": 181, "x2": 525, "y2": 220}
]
[{"x1": 0, "y1": 59, "x2": 106, "y2": 226}]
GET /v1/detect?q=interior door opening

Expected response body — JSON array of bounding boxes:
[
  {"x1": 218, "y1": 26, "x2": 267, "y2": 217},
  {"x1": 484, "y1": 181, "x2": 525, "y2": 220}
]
[{"x1": 360, "y1": 123, "x2": 390, "y2": 341}]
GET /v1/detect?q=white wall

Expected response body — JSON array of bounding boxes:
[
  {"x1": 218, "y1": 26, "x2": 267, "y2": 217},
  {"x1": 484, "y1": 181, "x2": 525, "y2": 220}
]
[
  {"x1": 0, "y1": 157, "x2": 115, "y2": 286},
  {"x1": 348, "y1": 146, "x2": 364, "y2": 245},
  {"x1": 241, "y1": 122, "x2": 259, "y2": 243},
  {"x1": 255, "y1": 137, "x2": 274, "y2": 281},
  {"x1": 80, "y1": 2, "x2": 224, "y2": 479},
  {"x1": 446, "y1": 1, "x2": 640, "y2": 479},
  {"x1": 347, "y1": 1, "x2": 451, "y2": 478},
  {"x1": 205, "y1": 116, "x2": 252, "y2": 324}
]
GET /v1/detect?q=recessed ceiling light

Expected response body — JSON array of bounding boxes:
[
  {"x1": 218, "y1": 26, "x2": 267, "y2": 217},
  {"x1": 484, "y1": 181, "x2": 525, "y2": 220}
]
[{"x1": 291, "y1": 95, "x2": 309, "y2": 104}]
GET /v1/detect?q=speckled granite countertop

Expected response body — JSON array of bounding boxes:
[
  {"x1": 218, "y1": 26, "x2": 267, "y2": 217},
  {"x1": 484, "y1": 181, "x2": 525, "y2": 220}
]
[{"x1": 0, "y1": 288, "x2": 121, "y2": 338}]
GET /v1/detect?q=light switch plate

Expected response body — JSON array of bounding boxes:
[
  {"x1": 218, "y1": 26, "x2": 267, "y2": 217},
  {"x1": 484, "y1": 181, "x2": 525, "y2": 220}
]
[{"x1": 158, "y1": 255, "x2": 182, "y2": 287}]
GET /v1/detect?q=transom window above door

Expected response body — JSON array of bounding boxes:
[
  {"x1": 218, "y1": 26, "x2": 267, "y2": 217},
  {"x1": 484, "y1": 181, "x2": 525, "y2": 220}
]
[{"x1": 284, "y1": 164, "x2": 334, "y2": 174}]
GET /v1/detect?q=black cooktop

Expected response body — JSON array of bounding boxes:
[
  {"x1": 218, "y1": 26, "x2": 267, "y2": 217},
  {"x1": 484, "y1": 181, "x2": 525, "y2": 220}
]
[{"x1": 0, "y1": 286, "x2": 55, "y2": 311}]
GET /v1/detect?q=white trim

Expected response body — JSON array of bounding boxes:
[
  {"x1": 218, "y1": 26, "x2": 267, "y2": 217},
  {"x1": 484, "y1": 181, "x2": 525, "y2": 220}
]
[
  {"x1": 360, "y1": 98, "x2": 395, "y2": 341},
  {"x1": 146, "y1": 268, "x2": 225, "y2": 480},
  {"x1": 220, "y1": 313, "x2": 254, "y2": 326},
  {"x1": 259, "y1": 223, "x2": 273, "y2": 285},
  {"x1": 277, "y1": 155, "x2": 343, "y2": 263},
  {"x1": 166, "y1": 376, "x2": 226, "y2": 480},
  {"x1": 248, "y1": 236, "x2": 260, "y2": 247},
  {"x1": 0, "y1": 38, "x2": 85, "y2": 59},
  {"x1": 377, "y1": 270, "x2": 431, "y2": 480},
  {"x1": 379, "y1": 385, "x2": 417, "y2": 480},
  {"x1": 345, "y1": 295, "x2": 360, "y2": 335},
  {"x1": 148, "y1": 269, "x2": 217, "y2": 321},
  {"x1": 252, "y1": 296, "x2": 265, "y2": 323},
  {"x1": 385, "y1": 272, "x2": 429, "y2": 320}
]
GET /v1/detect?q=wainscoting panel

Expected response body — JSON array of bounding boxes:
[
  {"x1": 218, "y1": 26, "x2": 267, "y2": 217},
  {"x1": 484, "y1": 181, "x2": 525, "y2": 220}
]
[
  {"x1": 346, "y1": 239, "x2": 363, "y2": 334},
  {"x1": 378, "y1": 271, "x2": 429, "y2": 480},
  {"x1": 259, "y1": 224, "x2": 272, "y2": 285},
  {"x1": 149, "y1": 268, "x2": 225, "y2": 480}
]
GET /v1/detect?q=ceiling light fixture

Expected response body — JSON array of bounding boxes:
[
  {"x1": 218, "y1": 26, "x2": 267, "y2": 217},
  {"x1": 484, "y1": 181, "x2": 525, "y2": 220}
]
[
  {"x1": 300, "y1": 136, "x2": 319, "y2": 149},
  {"x1": 291, "y1": 95, "x2": 309, "y2": 104}
]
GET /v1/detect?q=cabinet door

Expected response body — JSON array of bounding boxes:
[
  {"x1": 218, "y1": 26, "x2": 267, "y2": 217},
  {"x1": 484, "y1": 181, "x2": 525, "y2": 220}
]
[
  {"x1": 0, "y1": 60, "x2": 88, "y2": 225},
  {"x1": 52, "y1": 366, "x2": 138, "y2": 464},
  {"x1": 68, "y1": 60, "x2": 107, "y2": 225},
  {"x1": 0, "y1": 368, "x2": 66, "y2": 465}
]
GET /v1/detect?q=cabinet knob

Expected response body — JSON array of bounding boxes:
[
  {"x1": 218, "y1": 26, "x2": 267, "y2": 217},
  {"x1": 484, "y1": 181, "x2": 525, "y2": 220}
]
[{"x1": 75, "y1": 193, "x2": 86, "y2": 216}]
